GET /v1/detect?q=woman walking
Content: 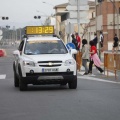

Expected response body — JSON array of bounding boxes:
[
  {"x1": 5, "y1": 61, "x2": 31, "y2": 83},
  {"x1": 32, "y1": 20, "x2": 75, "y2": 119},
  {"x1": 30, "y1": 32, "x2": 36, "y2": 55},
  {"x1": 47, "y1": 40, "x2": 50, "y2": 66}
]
[
  {"x1": 81, "y1": 39, "x2": 89, "y2": 75},
  {"x1": 89, "y1": 41, "x2": 104, "y2": 74}
]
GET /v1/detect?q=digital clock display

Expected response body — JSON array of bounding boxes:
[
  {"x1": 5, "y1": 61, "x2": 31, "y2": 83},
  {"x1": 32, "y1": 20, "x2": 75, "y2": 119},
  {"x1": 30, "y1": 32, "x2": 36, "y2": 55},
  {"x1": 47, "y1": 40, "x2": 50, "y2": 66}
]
[{"x1": 26, "y1": 26, "x2": 54, "y2": 35}]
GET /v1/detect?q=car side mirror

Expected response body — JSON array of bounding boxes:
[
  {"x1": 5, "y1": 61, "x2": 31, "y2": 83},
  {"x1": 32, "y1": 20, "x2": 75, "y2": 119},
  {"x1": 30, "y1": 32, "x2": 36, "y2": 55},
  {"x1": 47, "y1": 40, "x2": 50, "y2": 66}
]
[
  {"x1": 13, "y1": 50, "x2": 20, "y2": 57},
  {"x1": 70, "y1": 49, "x2": 77, "y2": 55}
]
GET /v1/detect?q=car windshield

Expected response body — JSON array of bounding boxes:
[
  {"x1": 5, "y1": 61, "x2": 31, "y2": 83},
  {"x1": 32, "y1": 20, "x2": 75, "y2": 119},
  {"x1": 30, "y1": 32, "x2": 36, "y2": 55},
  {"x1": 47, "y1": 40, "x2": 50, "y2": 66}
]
[{"x1": 24, "y1": 40, "x2": 68, "y2": 55}]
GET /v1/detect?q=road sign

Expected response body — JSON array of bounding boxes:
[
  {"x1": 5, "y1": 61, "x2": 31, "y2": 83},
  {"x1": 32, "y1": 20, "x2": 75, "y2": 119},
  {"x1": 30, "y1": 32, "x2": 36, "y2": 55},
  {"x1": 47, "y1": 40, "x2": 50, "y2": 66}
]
[
  {"x1": 66, "y1": 5, "x2": 89, "y2": 11},
  {"x1": 69, "y1": 11, "x2": 88, "y2": 19},
  {"x1": 68, "y1": 18, "x2": 90, "y2": 24},
  {"x1": 69, "y1": 0, "x2": 88, "y2": 5},
  {"x1": 65, "y1": 23, "x2": 74, "y2": 34},
  {"x1": 66, "y1": 43, "x2": 76, "y2": 50}
]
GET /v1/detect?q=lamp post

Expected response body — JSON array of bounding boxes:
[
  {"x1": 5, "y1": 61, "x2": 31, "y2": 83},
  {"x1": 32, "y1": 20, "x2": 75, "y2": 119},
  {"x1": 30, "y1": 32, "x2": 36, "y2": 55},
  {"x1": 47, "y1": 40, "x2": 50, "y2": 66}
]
[
  {"x1": 77, "y1": 0, "x2": 80, "y2": 35},
  {"x1": 42, "y1": 1, "x2": 58, "y2": 34}
]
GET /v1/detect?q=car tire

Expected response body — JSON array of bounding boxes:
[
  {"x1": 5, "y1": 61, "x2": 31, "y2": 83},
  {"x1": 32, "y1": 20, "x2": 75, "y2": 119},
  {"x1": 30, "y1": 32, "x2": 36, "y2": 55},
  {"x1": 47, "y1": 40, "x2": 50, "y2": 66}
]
[
  {"x1": 19, "y1": 77, "x2": 27, "y2": 91},
  {"x1": 14, "y1": 72, "x2": 19, "y2": 87},
  {"x1": 68, "y1": 76, "x2": 77, "y2": 89},
  {"x1": 13, "y1": 61, "x2": 19, "y2": 87},
  {"x1": 18, "y1": 64, "x2": 27, "y2": 91}
]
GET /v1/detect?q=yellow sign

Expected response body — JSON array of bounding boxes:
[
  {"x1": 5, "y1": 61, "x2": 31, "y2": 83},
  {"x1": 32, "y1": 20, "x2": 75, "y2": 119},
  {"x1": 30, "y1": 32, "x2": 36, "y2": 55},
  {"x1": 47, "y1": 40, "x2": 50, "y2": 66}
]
[{"x1": 26, "y1": 26, "x2": 54, "y2": 35}]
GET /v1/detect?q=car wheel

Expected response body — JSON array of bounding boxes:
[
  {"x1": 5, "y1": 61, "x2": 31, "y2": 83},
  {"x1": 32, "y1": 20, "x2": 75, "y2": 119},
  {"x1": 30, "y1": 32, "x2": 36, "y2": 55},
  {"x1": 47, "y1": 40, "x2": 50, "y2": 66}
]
[
  {"x1": 13, "y1": 62, "x2": 19, "y2": 87},
  {"x1": 18, "y1": 65, "x2": 27, "y2": 91},
  {"x1": 68, "y1": 76, "x2": 77, "y2": 89},
  {"x1": 19, "y1": 77, "x2": 27, "y2": 91},
  {"x1": 14, "y1": 72, "x2": 19, "y2": 87}
]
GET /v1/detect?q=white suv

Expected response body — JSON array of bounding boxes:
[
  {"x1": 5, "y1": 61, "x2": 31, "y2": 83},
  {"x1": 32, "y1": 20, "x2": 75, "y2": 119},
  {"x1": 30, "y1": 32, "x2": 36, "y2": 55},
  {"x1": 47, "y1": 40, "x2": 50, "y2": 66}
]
[{"x1": 13, "y1": 36, "x2": 77, "y2": 91}]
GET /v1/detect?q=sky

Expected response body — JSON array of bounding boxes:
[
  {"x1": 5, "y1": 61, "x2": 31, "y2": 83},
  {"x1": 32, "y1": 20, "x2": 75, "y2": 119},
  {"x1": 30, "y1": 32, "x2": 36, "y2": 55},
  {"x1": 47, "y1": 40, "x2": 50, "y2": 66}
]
[{"x1": 0, "y1": 0, "x2": 94, "y2": 29}]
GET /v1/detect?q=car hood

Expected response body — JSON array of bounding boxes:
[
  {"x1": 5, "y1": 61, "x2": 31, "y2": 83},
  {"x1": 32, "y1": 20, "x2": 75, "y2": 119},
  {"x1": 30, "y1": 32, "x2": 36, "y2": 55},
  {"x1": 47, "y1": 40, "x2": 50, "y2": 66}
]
[{"x1": 23, "y1": 53, "x2": 73, "y2": 62}]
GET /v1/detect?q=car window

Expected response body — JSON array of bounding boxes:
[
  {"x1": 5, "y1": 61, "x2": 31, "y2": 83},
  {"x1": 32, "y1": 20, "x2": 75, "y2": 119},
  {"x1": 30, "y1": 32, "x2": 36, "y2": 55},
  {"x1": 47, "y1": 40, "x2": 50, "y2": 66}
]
[{"x1": 24, "y1": 40, "x2": 68, "y2": 55}]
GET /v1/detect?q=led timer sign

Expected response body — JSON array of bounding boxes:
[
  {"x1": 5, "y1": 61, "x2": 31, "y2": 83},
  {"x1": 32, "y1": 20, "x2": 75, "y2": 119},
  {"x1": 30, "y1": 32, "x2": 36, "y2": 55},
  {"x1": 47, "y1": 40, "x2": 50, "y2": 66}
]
[{"x1": 26, "y1": 26, "x2": 54, "y2": 35}]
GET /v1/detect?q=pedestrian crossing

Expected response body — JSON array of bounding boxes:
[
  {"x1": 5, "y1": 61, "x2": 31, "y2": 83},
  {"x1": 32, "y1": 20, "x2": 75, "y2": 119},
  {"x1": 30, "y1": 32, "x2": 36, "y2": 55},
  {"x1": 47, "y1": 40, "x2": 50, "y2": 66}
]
[
  {"x1": 0, "y1": 74, "x2": 6, "y2": 79},
  {"x1": 78, "y1": 71, "x2": 118, "y2": 76}
]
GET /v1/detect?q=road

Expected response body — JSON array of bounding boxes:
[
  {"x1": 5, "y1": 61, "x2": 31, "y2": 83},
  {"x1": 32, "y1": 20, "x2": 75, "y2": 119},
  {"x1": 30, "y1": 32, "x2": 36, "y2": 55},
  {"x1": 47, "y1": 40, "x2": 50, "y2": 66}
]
[{"x1": 0, "y1": 45, "x2": 120, "y2": 120}]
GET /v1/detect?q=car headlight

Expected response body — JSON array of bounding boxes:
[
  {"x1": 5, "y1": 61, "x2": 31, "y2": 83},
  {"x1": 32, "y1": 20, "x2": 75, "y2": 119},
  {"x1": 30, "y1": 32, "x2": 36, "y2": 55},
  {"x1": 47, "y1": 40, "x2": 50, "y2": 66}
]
[
  {"x1": 23, "y1": 60, "x2": 35, "y2": 67},
  {"x1": 64, "y1": 59, "x2": 75, "y2": 66}
]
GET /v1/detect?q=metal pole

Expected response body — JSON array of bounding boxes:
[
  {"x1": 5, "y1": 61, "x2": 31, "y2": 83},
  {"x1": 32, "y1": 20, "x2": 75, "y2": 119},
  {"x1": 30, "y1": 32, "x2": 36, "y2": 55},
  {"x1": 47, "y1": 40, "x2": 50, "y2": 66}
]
[{"x1": 77, "y1": 0, "x2": 80, "y2": 35}]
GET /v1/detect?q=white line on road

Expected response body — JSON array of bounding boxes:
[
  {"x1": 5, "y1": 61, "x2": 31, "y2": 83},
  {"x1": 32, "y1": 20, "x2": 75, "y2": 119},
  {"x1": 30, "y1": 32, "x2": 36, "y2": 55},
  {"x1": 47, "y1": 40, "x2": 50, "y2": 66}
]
[
  {"x1": 0, "y1": 74, "x2": 6, "y2": 79},
  {"x1": 78, "y1": 76, "x2": 120, "y2": 84}
]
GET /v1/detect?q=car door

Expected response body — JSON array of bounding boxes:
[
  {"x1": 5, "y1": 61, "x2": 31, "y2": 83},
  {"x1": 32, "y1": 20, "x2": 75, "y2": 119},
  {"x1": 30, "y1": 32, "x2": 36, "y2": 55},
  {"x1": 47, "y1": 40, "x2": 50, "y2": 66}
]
[{"x1": 16, "y1": 40, "x2": 25, "y2": 74}]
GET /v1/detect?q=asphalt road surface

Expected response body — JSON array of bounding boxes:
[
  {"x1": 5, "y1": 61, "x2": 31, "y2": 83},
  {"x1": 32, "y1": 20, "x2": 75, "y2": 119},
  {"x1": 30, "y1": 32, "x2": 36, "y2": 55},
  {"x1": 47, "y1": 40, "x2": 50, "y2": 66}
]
[{"x1": 0, "y1": 45, "x2": 120, "y2": 120}]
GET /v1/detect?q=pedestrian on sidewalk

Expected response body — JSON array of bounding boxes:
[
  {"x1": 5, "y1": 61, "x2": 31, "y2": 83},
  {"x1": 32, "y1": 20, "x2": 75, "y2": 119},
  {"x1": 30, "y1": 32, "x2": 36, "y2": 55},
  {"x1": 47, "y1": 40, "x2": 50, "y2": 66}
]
[
  {"x1": 81, "y1": 39, "x2": 89, "y2": 75},
  {"x1": 93, "y1": 33, "x2": 98, "y2": 48},
  {"x1": 75, "y1": 32, "x2": 81, "y2": 51},
  {"x1": 99, "y1": 31, "x2": 104, "y2": 52},
  {"x1": 88, "y1": 41, "x2": 104, "y2": 74},
  {"x1": 71, "y1": 34, "x2": 78, "y2": 60},
  {"x1": 112, "y1": 34, "x2": 119, "y2": 53}
]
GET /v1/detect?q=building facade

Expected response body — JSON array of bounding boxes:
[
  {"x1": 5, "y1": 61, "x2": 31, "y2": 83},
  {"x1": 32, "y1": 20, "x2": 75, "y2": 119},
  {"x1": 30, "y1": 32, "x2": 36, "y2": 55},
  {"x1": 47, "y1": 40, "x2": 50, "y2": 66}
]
[{"x1": 96, "y1": 0, "x2": 120, "y2": 50}]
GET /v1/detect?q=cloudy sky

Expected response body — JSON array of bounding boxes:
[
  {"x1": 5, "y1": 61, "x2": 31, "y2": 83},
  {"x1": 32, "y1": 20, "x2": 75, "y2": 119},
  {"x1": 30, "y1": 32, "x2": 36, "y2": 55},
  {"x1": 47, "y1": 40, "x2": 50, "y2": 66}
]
[{"x1": 0, "y1": 0, "x2": 94, "y2": 28}]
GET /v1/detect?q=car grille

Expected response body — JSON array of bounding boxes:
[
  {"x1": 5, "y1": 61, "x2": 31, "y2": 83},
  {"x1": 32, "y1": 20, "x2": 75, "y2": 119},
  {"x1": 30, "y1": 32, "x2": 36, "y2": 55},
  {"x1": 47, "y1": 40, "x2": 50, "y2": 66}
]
[
  {"x1": 26, "y1": 72, "x2": 73, "y2": 76},
  {"x1": 38, "y1": 61, "x2": 62, "y2": 67}
]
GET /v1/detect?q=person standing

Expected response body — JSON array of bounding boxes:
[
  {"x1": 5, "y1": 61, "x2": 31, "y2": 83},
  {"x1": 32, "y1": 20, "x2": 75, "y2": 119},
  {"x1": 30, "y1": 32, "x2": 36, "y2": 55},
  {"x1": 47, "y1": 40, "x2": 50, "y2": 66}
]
[
  {"x1": 75, "y1": 32, "x2": 81, "y2": 51},
  {"x1": 88, "y1": 41, "x2": 104, "y2": 74},
  {"x1": 81, "y1": 39, "x2": 89, "y2": 75},
  {"x1": 112, "y1": 34, "x2": 119, "y2": 53},
  {"x1": 71, "y1": 34, "x2": 78, "y2": 60},
  {"x1": 99, "y1": 31, "x2": 104, "y2": 48},
  {"x1": 93, "y1": 33, "x2": 98, "y2": 47},
  {"x1": 71, "y1": 34, "x2": 78, "y2": 50}
]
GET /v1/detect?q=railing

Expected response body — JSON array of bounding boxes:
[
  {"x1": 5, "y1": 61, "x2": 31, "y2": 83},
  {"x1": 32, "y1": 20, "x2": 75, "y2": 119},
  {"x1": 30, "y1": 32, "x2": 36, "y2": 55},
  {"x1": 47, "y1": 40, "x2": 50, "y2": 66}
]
[{"x1": 104, "y1": 53, "x2": 120, "y2": 79}]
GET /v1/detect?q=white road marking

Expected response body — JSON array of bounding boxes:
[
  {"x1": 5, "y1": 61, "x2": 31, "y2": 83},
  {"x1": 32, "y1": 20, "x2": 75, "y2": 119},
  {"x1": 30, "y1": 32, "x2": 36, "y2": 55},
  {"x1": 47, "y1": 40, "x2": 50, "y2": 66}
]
[
  {"x1": 78, "y1": 76, "x2": 120, "y2": 84},
  {"x1": 0, "y1": 74, "x2": 6, "y2": 79},
  {"x1": 78, "y1": 71, "x2": 118, "y2": 76}
]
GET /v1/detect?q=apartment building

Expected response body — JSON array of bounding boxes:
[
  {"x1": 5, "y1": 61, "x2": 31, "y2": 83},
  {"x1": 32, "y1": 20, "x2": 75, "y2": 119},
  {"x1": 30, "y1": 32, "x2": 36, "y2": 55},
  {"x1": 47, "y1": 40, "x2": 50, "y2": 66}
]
[{"x1": 47, "y1": 0, "x2": 120, "y2": 50}]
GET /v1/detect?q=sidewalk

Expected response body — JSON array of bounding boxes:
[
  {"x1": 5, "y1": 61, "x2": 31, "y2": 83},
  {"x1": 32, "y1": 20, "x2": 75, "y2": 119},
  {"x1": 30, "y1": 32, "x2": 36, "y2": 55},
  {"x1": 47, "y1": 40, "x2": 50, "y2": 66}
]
[{"x1": 77, "y1": 51, "x2": 120, "y2": 82}]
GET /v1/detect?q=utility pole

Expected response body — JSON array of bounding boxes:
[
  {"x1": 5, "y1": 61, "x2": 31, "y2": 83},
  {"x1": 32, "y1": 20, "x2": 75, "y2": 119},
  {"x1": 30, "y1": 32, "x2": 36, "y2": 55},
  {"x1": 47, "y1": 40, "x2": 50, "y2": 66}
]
[{"x1": 77, "y1": 0, "x2": 80, "y2": 35}]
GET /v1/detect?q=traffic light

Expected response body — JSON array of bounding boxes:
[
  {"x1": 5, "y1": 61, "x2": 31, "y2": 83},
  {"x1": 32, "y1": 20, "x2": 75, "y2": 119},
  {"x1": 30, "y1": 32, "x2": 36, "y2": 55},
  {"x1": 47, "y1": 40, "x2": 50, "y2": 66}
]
[
  {"x1": 34, "y1": 16, "x2": 41, "y2": 19},
  {"x1": 98, "y1": 0, "x2": 103, "y2": 3},
  {"x1": 34, "y1": 16, "x2": 37, "y2": 19},
  {"x1": 2, "y1": 17, "x2": 9, "y2": 20},
  {"x1": 38, "y1": 16, "x2": 41, "y2": 19}
]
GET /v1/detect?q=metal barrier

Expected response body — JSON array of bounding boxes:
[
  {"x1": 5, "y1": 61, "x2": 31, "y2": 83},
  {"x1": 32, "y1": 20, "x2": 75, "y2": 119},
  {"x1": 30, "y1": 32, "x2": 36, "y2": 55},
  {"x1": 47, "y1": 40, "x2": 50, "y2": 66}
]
[
  {"x1": 76, "y1": 51, "x2": 82, "y2": 71},
  {"x1": 104, "y1": 53, "x2": 120, "y2": 79}
]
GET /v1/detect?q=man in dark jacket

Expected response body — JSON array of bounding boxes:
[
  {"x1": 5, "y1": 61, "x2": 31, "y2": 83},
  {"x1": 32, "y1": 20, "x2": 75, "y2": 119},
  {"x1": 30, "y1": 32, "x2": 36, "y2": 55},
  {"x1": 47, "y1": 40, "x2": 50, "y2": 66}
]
[
  {"x1": 71, "y1": 34, "x2": 78, "y2": 60},
  {"x1": 93, "y1": 33, "x2": 98, "y2": 47},
  {"x1": 71, "y1": 34, "x2": 78, "y2": 50}
]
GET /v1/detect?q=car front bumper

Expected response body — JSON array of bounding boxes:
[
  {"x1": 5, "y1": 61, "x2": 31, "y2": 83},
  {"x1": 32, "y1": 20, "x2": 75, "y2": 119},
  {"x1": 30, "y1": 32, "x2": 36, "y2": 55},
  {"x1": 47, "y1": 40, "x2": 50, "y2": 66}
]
[{"x1": 21, "y1": 72, "x2": 76, "y2": 85}]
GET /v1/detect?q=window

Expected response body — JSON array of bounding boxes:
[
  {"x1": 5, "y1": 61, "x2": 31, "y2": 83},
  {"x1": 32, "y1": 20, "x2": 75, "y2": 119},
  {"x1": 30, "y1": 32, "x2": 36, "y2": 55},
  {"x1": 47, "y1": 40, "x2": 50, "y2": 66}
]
[{"x1": 24, "y1": 40, "x2": 68, "y2": 55}]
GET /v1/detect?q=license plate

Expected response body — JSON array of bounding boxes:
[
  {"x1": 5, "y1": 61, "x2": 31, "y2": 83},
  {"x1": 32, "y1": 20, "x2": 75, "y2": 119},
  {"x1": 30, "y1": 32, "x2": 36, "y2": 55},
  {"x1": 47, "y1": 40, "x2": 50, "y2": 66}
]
[{"x1": 42, "y1": 68, "x2": 59, "y2": 72}]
